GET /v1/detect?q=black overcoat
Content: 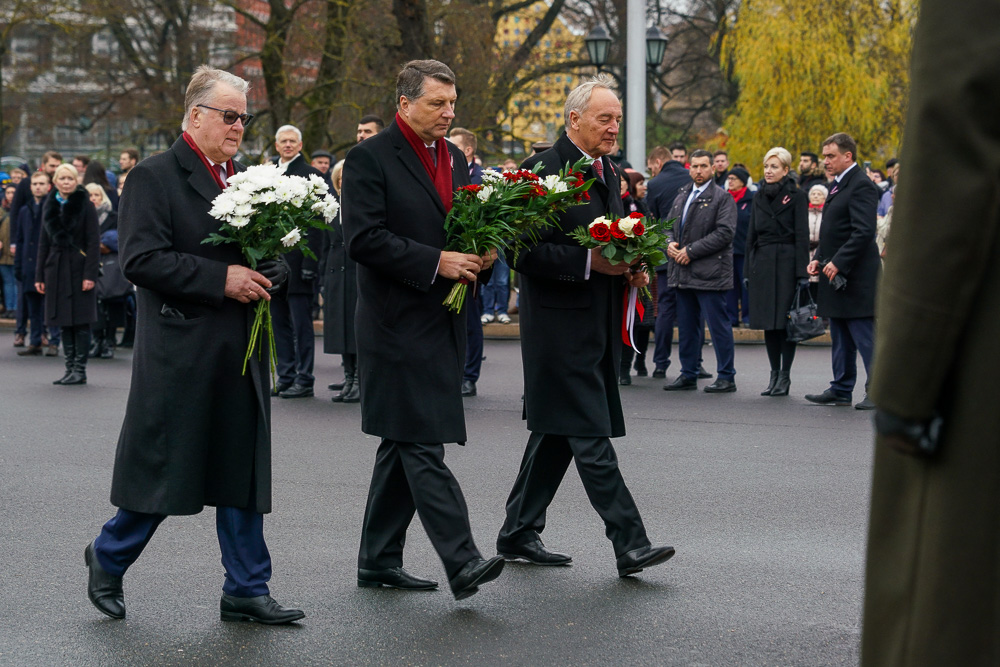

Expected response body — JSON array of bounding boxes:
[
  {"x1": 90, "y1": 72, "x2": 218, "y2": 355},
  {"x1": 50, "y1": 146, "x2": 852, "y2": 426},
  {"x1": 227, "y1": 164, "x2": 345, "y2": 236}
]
[
  {"x1": 342, "y1": 120, "x2": 480, "y2": 444},
  {"x1": 14, "y1": 200, "x2": 43, "y2": 293},
  {"x1": 665, "y1": 180, "x2": 737, "y2": 291},
  {"x1": 515, "y1": 133, "x2": 626, "y2": 438},
  {"x1": 37, "y1": 187, "x2": 100, "y2": 326},
  {"x1": 320, "y1": 195, "x2": 357, "y2": 355},
  {"x1": 109, "y1": 135, "x2": 272, "y2": 515},
  {"x1": 746, "y1": 179, "x2": 810, "y2": 330},
  {"x1": 813, "y1": 165, "x2": 881, "y2": 318}
]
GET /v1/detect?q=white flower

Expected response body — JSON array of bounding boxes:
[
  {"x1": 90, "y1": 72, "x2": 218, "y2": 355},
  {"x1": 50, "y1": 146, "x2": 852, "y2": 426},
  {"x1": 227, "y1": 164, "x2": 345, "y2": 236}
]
[
  {"x1": 209, "y1": 193, "x2": 238, "y2": 220},
  {"x1": 481, "y1": 169, "x2": 503, "y2": 182},
  {"x1": 229, "y1": 216, "x2": 250, "y2": 229},
  {"x1": 543, "y1": 174, "x2": 568, "y2": 194},
  {"x1": 477, "y1": 185, "x2": 495, "y2": 202},
  {"x1": 323, "y1": 196, "x2": 340, "y2": 222},
  {"x1": 281, "y1": 228, "x2": 302, "y2": 247},
  {"x1": 617, "y1": 218, "x2": 636, "y2": 237}
]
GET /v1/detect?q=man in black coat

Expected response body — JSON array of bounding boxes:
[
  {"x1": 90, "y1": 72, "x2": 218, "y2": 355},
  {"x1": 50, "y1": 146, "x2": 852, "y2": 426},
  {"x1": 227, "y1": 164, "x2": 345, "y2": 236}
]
[
  {"x1": 805, "y1": 133, "x2": 880, "y2": 409},
  {"x1": 645, "y1": 147, "x2": 693, "y2": 378},
  {"x1": 663, "y1": 150, "x2": 738, "y2": 393},
  {"x1": 496, "y1": 76, "x2": 674, "y2": 578},
  {"x1": 270, "y1": 124, "x2": 324, "y2": 399},
  {"x1": 343, "y1": 60, "x2": 505, "y2": 601},
  {"x1": 83, "y1": 66, "x2": 302, "y2": 625}
]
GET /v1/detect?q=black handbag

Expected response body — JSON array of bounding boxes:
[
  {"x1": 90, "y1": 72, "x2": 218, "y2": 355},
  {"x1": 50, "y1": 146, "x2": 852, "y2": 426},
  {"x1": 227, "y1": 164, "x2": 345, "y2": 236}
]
[
  {"x1": 786, "y1": 283, "x2": 826, "y2": 342},
  {"x1": 96, "y1": 253, "x2": 134, "y2": 301}
]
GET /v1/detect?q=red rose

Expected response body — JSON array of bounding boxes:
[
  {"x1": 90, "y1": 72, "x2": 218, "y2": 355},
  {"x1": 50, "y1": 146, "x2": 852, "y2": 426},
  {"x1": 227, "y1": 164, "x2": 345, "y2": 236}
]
[
  {"x1": 458, "y1": 184, "x2": 482, "y2": 193},
  {"x1": 590, "y1": 222, "x2": 611, "y2": 242},
  {"x1": 610, "y1": 220, "x2": 626, "y2": 240},
  {"x1": 632, "y1": 221, "x2": 645, "y2": 236},
  {"x1": 629, "y1": 212, "x2": 644, "y2": 219}
]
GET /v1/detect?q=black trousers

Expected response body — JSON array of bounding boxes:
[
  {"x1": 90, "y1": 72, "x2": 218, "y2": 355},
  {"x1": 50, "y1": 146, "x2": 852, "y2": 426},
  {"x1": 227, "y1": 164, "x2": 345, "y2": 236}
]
[
  {"x1": 271, "y1": 293, "x2": 315, "y2": 387},
  {"x1": 358, "y1": 439, "x2": 481, "y2": 579},
  {"x1": 498, "y1": 432, "x2": 650, "y2": 557}
]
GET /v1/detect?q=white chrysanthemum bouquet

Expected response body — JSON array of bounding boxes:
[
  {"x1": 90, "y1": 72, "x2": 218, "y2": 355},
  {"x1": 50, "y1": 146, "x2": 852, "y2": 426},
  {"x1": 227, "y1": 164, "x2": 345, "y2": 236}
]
[{"x1": 203, "y1": 163, "x2": 339, "y2": 376}]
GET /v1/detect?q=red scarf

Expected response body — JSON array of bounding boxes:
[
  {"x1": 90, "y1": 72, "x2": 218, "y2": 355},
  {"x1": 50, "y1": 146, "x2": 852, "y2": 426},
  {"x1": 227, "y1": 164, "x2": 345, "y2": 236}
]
[
  {"x1": 728, "y1": 186, "x2": 747, "y2": 202},
  {"x1": 182, "y1": 131, "x2": 233, "y2": 189},
  {"x1": 809, "y1": 203, "x2": 824, "y2": 210},
  {"x1": 395, "y1": 112, "x2": 453, "y2": 212}
]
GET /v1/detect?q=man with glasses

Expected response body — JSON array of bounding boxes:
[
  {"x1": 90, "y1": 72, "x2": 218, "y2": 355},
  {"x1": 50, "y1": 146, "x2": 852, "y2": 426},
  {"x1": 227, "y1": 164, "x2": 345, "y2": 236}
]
[{"x1": 83, "y1": 66, "x2": 303, "y2": 625}]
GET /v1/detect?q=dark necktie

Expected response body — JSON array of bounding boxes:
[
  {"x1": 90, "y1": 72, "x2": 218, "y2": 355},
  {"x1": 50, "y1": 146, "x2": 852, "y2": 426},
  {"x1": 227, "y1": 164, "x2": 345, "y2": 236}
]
[
  {"x1": 215, "y1": 164, "x2": 227, "y2": 188},
  {"x1": 427, "y1": 146, "x2": 437, "y2": 168}
]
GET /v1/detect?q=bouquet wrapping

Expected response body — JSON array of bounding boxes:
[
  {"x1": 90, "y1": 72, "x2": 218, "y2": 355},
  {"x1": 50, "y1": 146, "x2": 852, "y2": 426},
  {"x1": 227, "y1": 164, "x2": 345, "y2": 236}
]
[
  {"x1": 203, "y1": 164, "x2": 338, "y2": 377},
  {"x1": 441, "y1": 157, "x2": 596, "y2": 312}
]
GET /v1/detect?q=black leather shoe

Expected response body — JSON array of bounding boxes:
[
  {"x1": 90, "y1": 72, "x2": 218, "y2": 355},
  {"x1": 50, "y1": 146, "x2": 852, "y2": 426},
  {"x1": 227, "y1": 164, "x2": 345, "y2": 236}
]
[
  {"x1": 616, "y1": 544, "x2": 676, "y2": 577},
  {"x1": 618, "y1": 373, "x2": 631, "y2": 386},
  {"x1": 220, "y1": 594, "x2": 305, "y2": 624},
  {"x1": 271, "y1": 381, "x2": 292, "y2": 397},
  {"x1": 652, "y1": 368, "x2": 666, "y2": 379},
  {"x1": 498, "y1": 540, "x2": 572, "y2": 566},
  {"x1": 664, "y1": 375, "x2": 697, "y2": 391},
  {"x1": 461, "y1": 379, "x2": 477, "y2": 397},
  {"x1": 770, "y1": 371, "x2": 790, "y2": 396},
  {"x1": 327, "y1": 381, "x2": 345, "y2": 391},
  {"x1": 85, "y1": 542, "x2": 125, "y2": 619},
  {"x1": 61, "y1": 371, "x2": 86, "y2": 385},
  {"x1": 341, "y1": 381, "x2": 360, "y2": 403},
  {"x1": 855, "y1": 395, "x2": 875, "y2": 410},
  {"x1": 634, "y1": 361, "x2": 648, "y2": 377},
  {"x1": 449, "y1": 556, "x2": 505, "y2": 601},
  {"x1": 704, "y1": 379, "x2": 736, "y2": 393},
  {"x1": 357, "y1": 567, "x2": 438, "y2": 590},
  {"x1": 805, "y1": 389, "x2": 852, "y2": 406},
  {"x1": 697, "y1": 365, "x2": 714, "y2": 379},
  {"x1": 279, "y1": 384, "x2": 314, "y2": 399}
]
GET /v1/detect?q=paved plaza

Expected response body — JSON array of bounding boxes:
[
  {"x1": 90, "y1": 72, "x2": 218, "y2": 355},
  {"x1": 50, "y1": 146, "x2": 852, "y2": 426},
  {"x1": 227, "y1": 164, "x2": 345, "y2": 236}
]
[{"x1": 0, "y1": 338, "x2": 872, "y2": 665}]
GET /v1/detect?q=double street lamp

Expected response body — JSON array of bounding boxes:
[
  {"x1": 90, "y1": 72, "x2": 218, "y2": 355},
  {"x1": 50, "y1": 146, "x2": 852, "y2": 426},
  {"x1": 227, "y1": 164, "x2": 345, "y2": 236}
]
[{"x1": 584, "y1": 25, "x2": 669, "y2": 71}]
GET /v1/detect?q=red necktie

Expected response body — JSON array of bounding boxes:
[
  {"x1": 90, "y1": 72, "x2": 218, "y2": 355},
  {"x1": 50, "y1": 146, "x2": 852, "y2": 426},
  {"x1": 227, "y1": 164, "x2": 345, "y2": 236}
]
[
  {"x1": 216, "y1": 164, "x2": 228, "y2": 188},
  {"x1": 593, "y1": 158, "x2": 604, "y2": 181}
]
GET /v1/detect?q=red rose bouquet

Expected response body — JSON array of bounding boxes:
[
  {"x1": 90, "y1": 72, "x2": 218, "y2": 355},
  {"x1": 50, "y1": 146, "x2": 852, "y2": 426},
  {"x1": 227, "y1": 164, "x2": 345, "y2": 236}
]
[{"x1": 441, "y1": 156, "x2": 595, "y2": 312}]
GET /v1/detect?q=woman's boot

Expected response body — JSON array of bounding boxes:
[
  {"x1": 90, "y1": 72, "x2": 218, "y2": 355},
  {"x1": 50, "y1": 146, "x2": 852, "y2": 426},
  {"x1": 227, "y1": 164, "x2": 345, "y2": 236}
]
[
  {"x1": 63, "y1": 328, "x2": 89, "y2": 385},
  {"x1": 761, "y1": 370, "x2": 779, "y2": 396},
  {"x1": 53, "y1": 331, "x2": 75, "y2": 385},
  {"x1": 332, "y1": 355, "x2": 356, "y2": 403},
  {"x1": 770, "y1": 371, "x2": 791, "y2": 396}
]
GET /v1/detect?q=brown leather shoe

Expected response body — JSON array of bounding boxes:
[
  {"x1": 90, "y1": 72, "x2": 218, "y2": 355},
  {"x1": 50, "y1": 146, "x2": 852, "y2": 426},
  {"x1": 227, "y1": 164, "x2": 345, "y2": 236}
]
[
  {"x1": 17, "y1": 345, "x2": 42, "y2": 356},
  {"x1": 13, "y1": 333, "x2": 25, "y2": 347}
]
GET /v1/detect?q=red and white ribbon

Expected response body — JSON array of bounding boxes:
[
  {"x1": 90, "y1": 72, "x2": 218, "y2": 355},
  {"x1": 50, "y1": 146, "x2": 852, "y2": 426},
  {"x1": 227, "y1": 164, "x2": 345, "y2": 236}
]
[{"x1": 621, "y1": 286, "x2": 645, "y2": 353}]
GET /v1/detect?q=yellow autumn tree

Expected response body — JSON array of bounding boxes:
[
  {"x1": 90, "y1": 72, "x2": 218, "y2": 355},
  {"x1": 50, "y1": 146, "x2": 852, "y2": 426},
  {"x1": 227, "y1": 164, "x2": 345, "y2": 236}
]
[{"x1": 720, "y1": 0, "x2": 917, "y2": 168}]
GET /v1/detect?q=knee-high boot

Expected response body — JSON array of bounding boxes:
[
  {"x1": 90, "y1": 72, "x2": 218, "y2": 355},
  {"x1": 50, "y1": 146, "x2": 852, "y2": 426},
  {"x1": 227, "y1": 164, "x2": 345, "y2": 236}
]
[
  {"x1": 341, "y1": 353, "x2": 360, "y2": 403},
  {"x1": 54, "y1": 327, "x2": 75, "y2": 385},
  {"x1": 63, "y1": 327, "x2": 89, "y2": 385}
]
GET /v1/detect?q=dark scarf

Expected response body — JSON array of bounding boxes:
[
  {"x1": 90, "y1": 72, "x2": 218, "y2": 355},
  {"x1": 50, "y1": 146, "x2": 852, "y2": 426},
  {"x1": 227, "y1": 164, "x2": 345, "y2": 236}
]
[
  {"x1": 762, "y1": 176, "x2": 789, "y2": 200},
  {"x1": 182, "y1": 131, "x2": 233, "y2": 190},
  {"x1": 395, "y1": 112, "x2": 453, "y2": 212},
  {"x1": 43, "y1": 186, "x2": 88, "y2": 247}
]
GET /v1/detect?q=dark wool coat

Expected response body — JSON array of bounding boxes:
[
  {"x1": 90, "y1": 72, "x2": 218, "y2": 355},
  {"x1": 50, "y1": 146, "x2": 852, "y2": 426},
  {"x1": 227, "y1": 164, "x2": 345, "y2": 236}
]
[
  {"x1": 812, "y1": 164, "x2": 881, "y2": 318},
  {"x1": 109, "y1": 135, "x2": 273, "y2": 515},
  {"x1": 665, "y1": 180, "x2": 737, "y2": 291},
  {"x1": 37, "y1": 187, "x2": 100, "y2": 326},
  {"x1": 745, "y1": 179, "x2": 810, "y2": 330},
  {"x1": 342, "y1": 120, "x2": 483, "y2": 444},
  {"x1": 320, "y1": 195, "x2": 357, "y2": 355},
  {"x1": 862, "y1": 1, "x2": 1000, "y2": 663},
  {"x1": 515, "y1": 133, "x2": 627, "y2": 438},
  {"x1": 14, "y1": 199, "x2": 44, "y2": 292}
]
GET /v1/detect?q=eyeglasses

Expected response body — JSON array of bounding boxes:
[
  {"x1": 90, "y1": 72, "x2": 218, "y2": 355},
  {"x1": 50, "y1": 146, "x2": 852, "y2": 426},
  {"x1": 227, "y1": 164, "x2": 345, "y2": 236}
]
[{"x1": 197, "y1": 104, "x2": 255, "y2": 128}]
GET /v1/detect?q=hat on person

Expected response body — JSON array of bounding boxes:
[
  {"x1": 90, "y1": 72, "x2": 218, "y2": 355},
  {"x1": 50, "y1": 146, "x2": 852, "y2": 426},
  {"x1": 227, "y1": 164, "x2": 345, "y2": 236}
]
[
  {"x1": 728, "y1": 166, "x2": 750, "y2": 187},
  {"x1": 311, "y1": 149, "x2": 334, "y2": 160}
]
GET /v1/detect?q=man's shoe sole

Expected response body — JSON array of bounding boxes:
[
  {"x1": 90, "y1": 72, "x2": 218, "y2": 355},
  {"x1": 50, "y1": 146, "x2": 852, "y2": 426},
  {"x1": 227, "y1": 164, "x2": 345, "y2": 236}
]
[
  {"x1": 498, "y1": 550, "x2": 573, "y2": 566},
  {"x1": 618, "y1": 547, "x2": 676, "y2": 577},
  {"x1": 805, "y1": 396, "x2": 851, "y2": 406},
  {"x1": 220, "y1": 610, "x2": 305, "y2": 624},
  {"x1": 356, "y1": 578, "x2": 437, "y2": 590}
]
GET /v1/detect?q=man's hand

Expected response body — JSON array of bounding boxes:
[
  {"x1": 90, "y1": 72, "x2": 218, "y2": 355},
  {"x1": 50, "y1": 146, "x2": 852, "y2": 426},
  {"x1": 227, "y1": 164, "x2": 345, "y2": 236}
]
[
  {"x1": 35, "y1": 282, "x2": 45, "y2": 294},
  {"x1": 590, "y1": 248, "x2": 631, "y2": 276},
  {"x1": 807, "y1": 259, "x2": 820, "y2": 276},
  {"x1": 9, "y1": 244, "x2": 14, "y2": 256},
  {"x1": 626, "y1": 268, "x2": 649, "y2": 288},
  {"x1": 674, "y1": 247, "x2": 691, "y2": 266},
  {"x1": 823, "y1": 261, "x2": 840, "y2": 280},
  {"x1": 666, "y1": 241, "x2": 680, "y2": 259},
  {"x1": 82, "y1": 280, "x2": 95, "y2": 291},
  {"x1": 225, "y1": 265, "x2": 272, "y2": 303},
  {"x1": 481, "y1": 248, "x2": 499, "y2": 271},
  {"x1": 439, "y1": 251, "x2": 484, "y2": 281}
]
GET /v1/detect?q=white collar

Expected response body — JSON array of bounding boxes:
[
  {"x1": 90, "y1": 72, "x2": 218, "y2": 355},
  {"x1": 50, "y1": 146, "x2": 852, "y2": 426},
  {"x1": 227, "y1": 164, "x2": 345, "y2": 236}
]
[{"x1": 278, "y1": 153, "x2": 300, "y2": 167}]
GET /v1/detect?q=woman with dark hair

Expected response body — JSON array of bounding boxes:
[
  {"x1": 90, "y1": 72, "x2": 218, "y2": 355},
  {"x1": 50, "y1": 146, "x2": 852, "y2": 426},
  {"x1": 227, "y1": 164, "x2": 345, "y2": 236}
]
[
  {"x1": 36, "y1": 163, "x2": 100, "y2": 385},
  {"x1": 745, "y1": 147, "x2": 810, "y2": 396},
  {"x1": 621, "y1": 170, "x2": 648, "y2": 216},
  {"x1": 726, "y1": 166, "x2": 754, "y2": 326},
  {"x1": 83, "y1": 160, "x2": 120, "y2": 210}
]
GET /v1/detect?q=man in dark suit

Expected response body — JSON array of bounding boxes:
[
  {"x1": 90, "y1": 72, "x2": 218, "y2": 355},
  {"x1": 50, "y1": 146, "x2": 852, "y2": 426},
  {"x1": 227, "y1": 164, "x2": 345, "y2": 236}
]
[
  {"x1": 663, "y1": 149, "x2": 738, "y2": 393},
  {"x1": 804, "y1": 133, "x2": 880, "y2": 409},
  {"x1": 83, "y1": 66, "x2": 302, "y2": 624},
  {"x1": 343, "y1": 59, "x2": 505, "y2": 601},
  {"x1": 496, "y1": 76, "x2": 674, "y2": 577},
  {"x1": 645, "y1": 145, "x2": 693, "y2": 378},
  {"x1": 270, "y1": 124, "x2": 324, "y2": 399}
]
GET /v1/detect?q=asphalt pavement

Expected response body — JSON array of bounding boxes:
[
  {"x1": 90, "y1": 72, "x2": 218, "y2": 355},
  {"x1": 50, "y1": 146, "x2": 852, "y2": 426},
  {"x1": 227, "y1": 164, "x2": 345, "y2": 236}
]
[{"x1": 0, "y1": 338, "x2": 872, "y2": 666}]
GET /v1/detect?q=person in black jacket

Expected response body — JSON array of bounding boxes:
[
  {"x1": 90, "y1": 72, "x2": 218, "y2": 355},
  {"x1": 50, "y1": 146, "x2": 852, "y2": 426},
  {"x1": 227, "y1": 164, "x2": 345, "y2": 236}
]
[
  {"x1": 725, "y1": 166, "x2": 754, "y2": 327},
  {"x1": 745, "y1": 148, "x2": 810, "y2": 396},
  {"x1": 35, "y1": 164, "x2": 100, "y2": 385},
  {"x1": 269, "y1": 124, "x2": 324, "y2": 399},
  {"x1": 13, "y1": 172, "x2": 60, "y2": 356},
  {"x1": 343, "y1": 60, "x2": 504, "y2": 601},
  {"x1": 85, "y1": 183, "x2": 124, "y2": 359}
]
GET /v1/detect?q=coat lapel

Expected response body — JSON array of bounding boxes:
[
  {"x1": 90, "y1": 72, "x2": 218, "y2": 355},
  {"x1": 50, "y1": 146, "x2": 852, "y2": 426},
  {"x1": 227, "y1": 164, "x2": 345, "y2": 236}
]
[
  {"x1": 173, "y1": 137, "x2": 225, "y2": 206},
  {"x1": 389, "y1": 122, "x2": 446, "y2": 216},
  {"x1": 826, "y1": 165, "x2": 857, "y2": 202}
]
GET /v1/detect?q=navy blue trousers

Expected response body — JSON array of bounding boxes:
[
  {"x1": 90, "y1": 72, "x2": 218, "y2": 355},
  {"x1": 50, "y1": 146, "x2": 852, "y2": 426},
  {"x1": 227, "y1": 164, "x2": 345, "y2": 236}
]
[
  {"x1": 829, "y1": 316, "x2": 874, "y2": 396},
  {"x1": 652, "y1": 272, "x2": 675, "y2": 371},
  {"x1": 272, "y1": 293, "x2": 315, "y2": 387},
  {"x1": 93, "y1": 506, "x2": 271, "y2": 597},
  {"x1": 676, "y1": 288, "x2": 735, "y2": 381},
  {"x1": 464, "y1": 294, "x2": 483, "y2": 383}
]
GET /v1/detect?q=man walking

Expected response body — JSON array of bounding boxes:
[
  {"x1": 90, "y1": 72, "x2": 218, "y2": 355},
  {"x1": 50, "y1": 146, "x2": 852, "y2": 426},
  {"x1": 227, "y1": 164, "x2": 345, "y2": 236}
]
[
  {"x1": 270, "y1": 124, "x2": 323, "y2": 399},
  {"x1": 83, "y1": 66, "x2": 302, "y2": 624},
  {"x1": 496, "y1": 75, "x2": 674, "y2": 578},
  {"x1": 805, "y1": 133, "x2": 880, "y2": 409},
  {"x1": 343, "y1": 60, "x2": 504, "y2": 601},
  {"x1": 663, "y1": 149, "x2": 738, "y2": 393}
]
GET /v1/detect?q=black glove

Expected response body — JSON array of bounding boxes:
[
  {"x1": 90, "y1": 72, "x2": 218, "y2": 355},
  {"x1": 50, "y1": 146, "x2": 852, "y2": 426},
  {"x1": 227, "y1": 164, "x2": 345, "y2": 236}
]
[
  {"x1": 256, "y1": 257, "x2": 289, "y2": 294},
  {"x1": 874, "y1": 409, "x2": 944, "y2": 458},
  {"x1": 300, "y1": 268, "x2": 317, "y2": 283}
]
